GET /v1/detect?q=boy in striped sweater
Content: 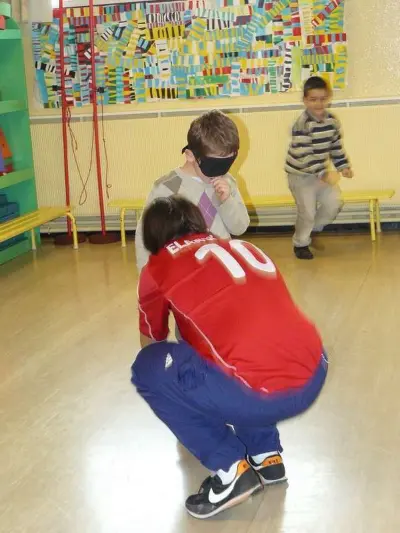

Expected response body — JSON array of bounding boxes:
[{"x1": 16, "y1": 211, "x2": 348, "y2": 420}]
[{"x1": 285, "y1": 77, "x2": 353, "y2": 260}]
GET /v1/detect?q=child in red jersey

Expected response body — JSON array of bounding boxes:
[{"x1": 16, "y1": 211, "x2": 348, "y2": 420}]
[{"x1": 132, "y1": 196, "x2": 327, "y2": 520}]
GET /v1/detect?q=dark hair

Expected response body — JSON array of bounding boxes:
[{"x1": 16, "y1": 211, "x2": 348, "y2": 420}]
[
  {"x1": 303, "y1": 76, "x2": 331, "y2": 97},
  {"x1": 187, "y1": 110, "x2": 239, "y2": 158},
  {"x1": 142, "y1": 196, "x2": 208, "y2": 255}
]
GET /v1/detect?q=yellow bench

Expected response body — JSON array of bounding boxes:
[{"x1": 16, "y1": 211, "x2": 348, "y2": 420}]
[
  {"x1": 245, "y1": 190, "x2": 395, "y2": 242},
  {"x1": 108, "y1": 199, "x2": 145, "y2": 248},
  {"x1": 0, "y1": 207, "x2": 79, "y2": 251},
  {"x1": 109, "y1": 189, "x2": 395, "y2": 247}
]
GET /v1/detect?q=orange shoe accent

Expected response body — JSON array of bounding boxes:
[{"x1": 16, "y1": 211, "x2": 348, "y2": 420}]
[
  {"x1": 237, "y1": 460, "x2": 250, "y2": 476},
  {"x1": 262, "y1": 455, "x2": 283, "y2": 468}
]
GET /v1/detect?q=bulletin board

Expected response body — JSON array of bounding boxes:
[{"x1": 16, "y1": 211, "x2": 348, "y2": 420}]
[{"x1": 31, "y1": 0, "x2": 348, "y2": 109}]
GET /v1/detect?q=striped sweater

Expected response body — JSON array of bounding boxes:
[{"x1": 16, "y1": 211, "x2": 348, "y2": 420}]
[{"x1": 285, "y1": 111, "x2": 349, "y2": 177}]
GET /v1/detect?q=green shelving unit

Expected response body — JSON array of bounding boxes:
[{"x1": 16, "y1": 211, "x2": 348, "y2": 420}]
[
  {"x1": 0, "y1": 5, "x2": 38, "y2": 265},
  {"x1": 0, "y1": 100, "x2": 27, "y2": 114}
]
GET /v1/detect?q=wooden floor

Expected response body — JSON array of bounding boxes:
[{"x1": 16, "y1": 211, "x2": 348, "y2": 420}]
[{"x1": 1, "y1": 234, "x2": 399, "y2": 533}]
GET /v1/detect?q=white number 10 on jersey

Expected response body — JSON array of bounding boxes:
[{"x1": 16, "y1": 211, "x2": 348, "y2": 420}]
[{"x1": 195, "y1": 240, "x2": 277, "y2": 281}]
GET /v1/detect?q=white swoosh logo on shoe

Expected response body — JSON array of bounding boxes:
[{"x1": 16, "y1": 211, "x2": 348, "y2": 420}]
[{"x1": 208, "y1": 476, "x2": 239, "y2": 505}]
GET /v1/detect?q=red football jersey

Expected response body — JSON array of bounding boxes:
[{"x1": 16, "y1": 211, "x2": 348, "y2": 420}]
[{"x1": 138, "y1": 233, "x2": 323, "y2": 393}]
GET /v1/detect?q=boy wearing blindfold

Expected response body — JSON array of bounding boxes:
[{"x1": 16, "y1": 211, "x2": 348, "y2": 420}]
[{"x1": 135, "y1": 110, "x2": 250, "y2": 271}]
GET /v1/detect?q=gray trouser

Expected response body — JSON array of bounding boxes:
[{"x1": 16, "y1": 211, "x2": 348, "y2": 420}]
[{"x1": 288, "y1": 174, "x2": 343, "y2": 248}]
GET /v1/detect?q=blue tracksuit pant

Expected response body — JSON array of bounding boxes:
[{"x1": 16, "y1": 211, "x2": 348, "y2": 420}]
[{"x1": 131, "y1": 341, "x2": 327, "y2": 472}]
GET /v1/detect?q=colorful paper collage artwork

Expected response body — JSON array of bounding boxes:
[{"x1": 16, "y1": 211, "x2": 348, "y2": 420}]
[{"x1": 32, "y1": 0, "x2": 347, "y2": 108}]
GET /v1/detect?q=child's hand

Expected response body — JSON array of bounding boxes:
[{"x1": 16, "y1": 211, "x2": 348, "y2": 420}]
[
  {"x1": 212, "y1": 177, "x2": 231, "y2": 203},
  {"x1": 342, "y1": 168, "x2": 353, "y2": 179}
]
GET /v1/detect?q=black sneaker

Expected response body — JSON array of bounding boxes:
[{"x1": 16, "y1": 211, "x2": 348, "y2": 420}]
[
  {"x1": 247, "y1": 453, "x2": 287, "y2": 485},
  {"x1": 185, "y1": 460, "x2": 262, "y2": 520},
  {"x1": 294, "y1": 246, "x2": 314, "y2": 260}
]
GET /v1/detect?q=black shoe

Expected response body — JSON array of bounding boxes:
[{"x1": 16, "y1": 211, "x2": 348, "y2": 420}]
[
  {"x1": 247, "y1": 453, "x2": 287, "y2": 486},
  {"x1": 294, "y1": 246, "x2": 314, "y2": 260},
  {"x1": 185, "y1": 460, "x2": 262, "y2": 520}
]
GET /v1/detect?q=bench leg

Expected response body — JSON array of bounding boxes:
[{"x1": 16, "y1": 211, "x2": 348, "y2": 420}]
[
  {"x1": 66, "y1": 212, "x2": 79, "y2": 250},
  {"x1": 369, "y1": 199, "x2": 376, "y2": 242},
  {"x1": 375, "y1": 199, "x2": 382, "y2": 233},
  {"x1": 121, "y1": 208, "x2": 127, "y2": 248},
  {"x1": 31, "y1": 229, "x2": 37, "y2": 251}
]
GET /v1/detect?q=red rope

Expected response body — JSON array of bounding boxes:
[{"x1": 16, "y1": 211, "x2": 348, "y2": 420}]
[
  {"x1": 58, "y1": 0, "x2": 71, "y2": 235},
  {"x1": 89, "y1": 0, "x2": 107, "y2": 236},
  {"x1": 58, "y1": 0, "x2": 72, "y2": 235}
]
